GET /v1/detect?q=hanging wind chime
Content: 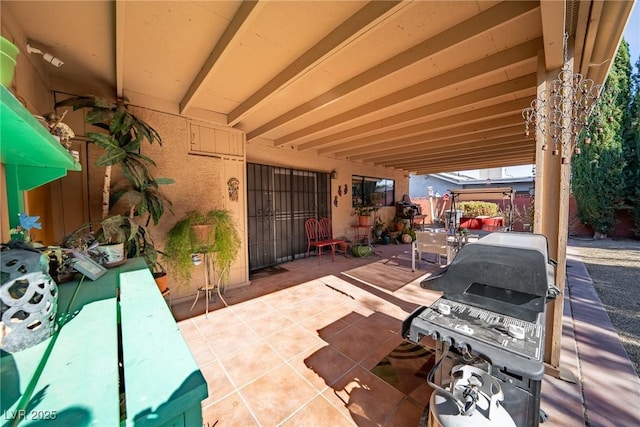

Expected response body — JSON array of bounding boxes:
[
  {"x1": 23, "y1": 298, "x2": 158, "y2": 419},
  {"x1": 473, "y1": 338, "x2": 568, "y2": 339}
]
[{"x1": 522, "y1": 33, "x2": 610, "y2": 164}]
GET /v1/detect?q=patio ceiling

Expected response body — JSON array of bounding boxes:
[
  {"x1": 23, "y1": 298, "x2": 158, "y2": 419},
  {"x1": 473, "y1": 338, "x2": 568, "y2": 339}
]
[{"x1": 2, "y1": 0, "x2": 633, "y2": 174}]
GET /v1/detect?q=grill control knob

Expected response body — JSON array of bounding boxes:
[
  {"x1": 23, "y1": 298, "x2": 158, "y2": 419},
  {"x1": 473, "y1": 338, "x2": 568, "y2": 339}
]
[
  {"x1": 508, "y1": 324, "x2": 526, "y2": 340},
  {"x1": 457, "y1": 342, "x2": 471, "y2": 355},
  {"x1": 438, "y1": 303, "x2": 451, "y2": 315},
  {"x1": 430, "y1": 331, "x2": 439, "y2": 341}
]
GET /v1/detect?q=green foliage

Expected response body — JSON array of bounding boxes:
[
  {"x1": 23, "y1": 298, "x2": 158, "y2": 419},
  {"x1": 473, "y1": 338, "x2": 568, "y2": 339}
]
[
  {"x1": 164, "y1": 210, "x2": 242, "y2": 287},
  {"x1": 622, "y1": 53, "x2": 640, "y2": 236},
  {"x1": 352, "y1": 205, "x2": 377, "y2": 216},
  {"x1": 62, "y1": 214, "x2": 160, "y2": 270},
  {"x1": 56, "y1": 95, "x2": 173, "y2": 226},
  {"x1": 572, "y1": 41, "x2": 630, "y2": 235},
  {"x1": 374, "y1": 215, "x2": 385, "y2": 230},
  {"x1": 457, "y1": 201, "x2": 499, "y2": 217},
  {"x1": 56, "y1": 95, "x2": 174, "y2": 275},
  {"x1": 401, "y1": 226, "x2": 416, "y2": 241}
]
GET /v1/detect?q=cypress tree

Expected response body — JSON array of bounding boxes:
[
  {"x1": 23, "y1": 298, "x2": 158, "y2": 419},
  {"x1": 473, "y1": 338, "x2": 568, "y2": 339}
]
[
  {"x1": 622, "y1": 55, "x2": 640, "y2": 236},
  {"x1": 571, "y1": 40, "x2": 630, "y2": 236}
]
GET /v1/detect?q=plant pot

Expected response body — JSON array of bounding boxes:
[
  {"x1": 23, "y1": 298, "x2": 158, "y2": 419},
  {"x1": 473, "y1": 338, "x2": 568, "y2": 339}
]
[
  {"x1": 395, "y1": 222, "x2": 404, "y2": 231},
  {"x1": 94, "y1": 242, "x2": 127, "y2": 268},
  {"x1": 358, "y1": 215, "x2": 371, "y2": 226},
  {"x1": 0, "y1": 36, "x2": 19, "y2": 87},
  {"x1": 153, "y1": 272, "x2": 170, "y2": 296},
  {"x1": 351, "y1": 244, "x2": 372, "y2": 257},
  {"x1": 190, "y1": 224, "x2": 215, "y2": 252}
]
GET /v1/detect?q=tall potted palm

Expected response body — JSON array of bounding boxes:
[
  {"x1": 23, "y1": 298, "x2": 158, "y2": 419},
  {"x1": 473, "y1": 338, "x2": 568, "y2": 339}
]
[{"x1": 56, "y1": 96, "x2": 173, "y2": 284}]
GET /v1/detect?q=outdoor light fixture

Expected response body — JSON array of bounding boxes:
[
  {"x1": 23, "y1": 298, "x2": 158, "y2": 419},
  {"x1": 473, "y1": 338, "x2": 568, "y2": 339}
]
[
  {"x1": 26, "y1": 43, "x2": 64, "y2": 68},
  {"x1": 522, "y1": 33, "x2": 607, "y2": 164}
]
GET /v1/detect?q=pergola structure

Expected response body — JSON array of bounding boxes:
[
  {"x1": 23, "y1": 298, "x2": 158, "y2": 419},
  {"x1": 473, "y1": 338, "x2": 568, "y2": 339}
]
[{"x1": 1, "y1": 0, "x2": 634, "y2": 371}]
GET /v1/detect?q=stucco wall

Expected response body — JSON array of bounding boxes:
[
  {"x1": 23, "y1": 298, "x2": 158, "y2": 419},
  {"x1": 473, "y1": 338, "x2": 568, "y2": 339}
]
[{"x1": 246, "y1": 139, "x2": 409, "y2": 238}]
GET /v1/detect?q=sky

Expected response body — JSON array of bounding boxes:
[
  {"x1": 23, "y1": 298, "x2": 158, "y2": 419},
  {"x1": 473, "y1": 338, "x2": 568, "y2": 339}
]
[
  {"x1": 459, "y1": 4, "x2": 640, "y2": 180},
  {"x1": 625, "y1": 2, "x2": 640, "y2": 67}
]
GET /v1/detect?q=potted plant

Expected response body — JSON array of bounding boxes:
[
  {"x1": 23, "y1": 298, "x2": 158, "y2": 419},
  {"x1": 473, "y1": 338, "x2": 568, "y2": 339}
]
[
  {"x1": 373, "y1": 215, "x2": 385, "y2": 239},
  {"x1": 164, "y1": 210, "x2": 241, "y2": 288},
  {"x1": 401, "y1": 226, "x2": 416, "y2": 243},
  {"x1": 393, "y1": 216, "x2": 405, "y2": 231},
  {"x1": 352, "y1": 205, "x2": 376, "y2": 226},
  {"x1": 56, "y1": 95, "x2": 173, "y2": 287}
]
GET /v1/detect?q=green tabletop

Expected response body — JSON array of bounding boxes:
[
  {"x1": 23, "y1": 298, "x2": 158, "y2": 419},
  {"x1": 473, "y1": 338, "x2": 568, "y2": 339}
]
[{"x1": 1, "y1": 258, "x2": 206, "y2": 426}]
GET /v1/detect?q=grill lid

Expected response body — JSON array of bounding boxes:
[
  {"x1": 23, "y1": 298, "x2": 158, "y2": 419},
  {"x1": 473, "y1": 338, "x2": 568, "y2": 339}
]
[{"x1": 421, "y1": 232, "x2": 558, "y2": 321}]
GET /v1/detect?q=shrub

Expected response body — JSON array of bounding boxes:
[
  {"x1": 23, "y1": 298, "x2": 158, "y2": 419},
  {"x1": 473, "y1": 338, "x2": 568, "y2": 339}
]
[{"x1": 457, "y1": 201, "x2": 500, "y2": 217}]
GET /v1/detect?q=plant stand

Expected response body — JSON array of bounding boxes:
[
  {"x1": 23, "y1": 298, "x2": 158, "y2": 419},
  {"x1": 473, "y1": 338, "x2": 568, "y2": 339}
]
[{"x1": 189, "y1": 252, "x2": 227, "y2": 318}]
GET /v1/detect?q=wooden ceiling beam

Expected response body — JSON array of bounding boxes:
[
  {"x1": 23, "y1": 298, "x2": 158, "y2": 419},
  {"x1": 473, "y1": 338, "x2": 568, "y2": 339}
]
[
  {"x1": 179, "y1": 0, "x2": 260, "y2": 116},
  {"x1": 247, "y1": 0, "x2": 539, "y2": 141},
  {"x1": 298, "y1": 74, "x2": 536, "y2": 151},
  {"x1": 333, "y1": 117, "x2": 524, "y2": 159},
  {"x1": 359, "y1": 137, "x2": 529, "y2": 164},
  {"x1": 540, "y1": 0, "x2": 565, "y2": 71},
  {"x1": 227, "y1": 1, "x2": 407, "y2": 126},
  {"x1": 392, "y1": 148, "x2": 535, "y2": 171},
  {"x1": 315, "y1": 99, "x2": 529, "y2": 155},
  {"x1": 411, "y1": 155, "x2": 536, "y2": 175},
  {"x1": 276, "y1": 37, "x2": 541, "y2": 146}
]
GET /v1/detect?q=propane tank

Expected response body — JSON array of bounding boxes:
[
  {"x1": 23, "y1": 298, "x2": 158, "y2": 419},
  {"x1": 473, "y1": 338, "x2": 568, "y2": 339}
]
[{"x1": 428, "y1": 365, "x2": 516, "y2": 427}]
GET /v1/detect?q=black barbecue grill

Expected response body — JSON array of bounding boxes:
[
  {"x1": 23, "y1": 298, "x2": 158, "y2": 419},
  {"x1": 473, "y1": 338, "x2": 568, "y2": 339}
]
[{"x1": 402, "y1": 232, "x2": 559, "y2": 426}]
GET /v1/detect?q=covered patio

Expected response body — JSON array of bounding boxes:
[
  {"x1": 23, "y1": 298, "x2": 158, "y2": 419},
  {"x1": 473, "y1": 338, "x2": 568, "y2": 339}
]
[
  {"x1": 175, "y1": 242, "x2": 640, "y2": 426},
  {"x1": 1, "y1": 1, "x2": 637, "y2": 425}
]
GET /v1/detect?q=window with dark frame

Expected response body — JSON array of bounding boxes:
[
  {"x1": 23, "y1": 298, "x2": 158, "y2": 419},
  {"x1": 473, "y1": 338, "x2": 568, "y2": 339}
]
[{"x1": 352, "y1": 175, "x2": 395, "y2": 207}]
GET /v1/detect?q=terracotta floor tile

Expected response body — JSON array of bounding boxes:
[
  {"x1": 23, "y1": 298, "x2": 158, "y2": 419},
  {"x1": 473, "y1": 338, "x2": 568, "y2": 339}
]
[
  {"x1": 407, "y1": 380, "x2": 433, "y2": 409},
  {"x1": 264, "y1": 323, "x2": 325, "y2": 361},
  {"x1": 352, "y1": 311, "x2": 402, "y2": 340},
  {"x1": 239, "y1": 363, "x2": 318, "y2": 426},
  {"x1": 177, "y1": 319, "x2": 200, "y2": 340},
  {"x1": 359, "y1": 334, "x2": 405, "y2": 370},
  {"x1": 260, "y1": 290, "x2": 303, "y2": 309},
  {"x1": 384, "y1": 397, "x2": 423, "y2": 427},
  {"x1": 328, "y1": 365, "x2": 405, "y2": 426},
  {"x1": 193, "y1": 309, "x2": 239, "y2": 339},
  {"x1": 199, "y1": 359, "x2": 235, "y2": 407},
  {"x1": 246, "y1": 309, "x2": 296, "y2": 338},
  {"x1": 205, "y1": 323, "x2": 262, "y2": 358},
  {"x1": 201, "y1": 392, "x2": 258, "y2": 427},
  {"x1": 281, "y1": 394, "x2": 356, "y2": 427},
  {"x1": 218, "y1": 340, "x2": 285, "y2": 388},
  {"x1": 325, "y1": 323, "x2": 382, "y2": 363},
  {"x1": 290, "y1": 343, "x2": 358, "y2": 392},
  {"x1": 187, "y1": 336, "x2": 217, "y2": 366},
  {"x1": 229, "y1": 298, "x2": 275, "y2": 321},
  {"x1": 277, "y1": 300, "x2": 328, "y2": 323}
]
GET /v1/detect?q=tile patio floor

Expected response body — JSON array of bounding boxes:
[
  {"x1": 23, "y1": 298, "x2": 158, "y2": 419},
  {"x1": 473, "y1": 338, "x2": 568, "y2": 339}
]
[{"x1": 170, "y1": 242, "x2": 640, "y2": 426}]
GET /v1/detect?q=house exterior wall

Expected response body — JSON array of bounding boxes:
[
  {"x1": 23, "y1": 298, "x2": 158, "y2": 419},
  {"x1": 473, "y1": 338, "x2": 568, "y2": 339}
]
[{"x1": 246, "y1": 139, "x2": 409, "y2": 239}]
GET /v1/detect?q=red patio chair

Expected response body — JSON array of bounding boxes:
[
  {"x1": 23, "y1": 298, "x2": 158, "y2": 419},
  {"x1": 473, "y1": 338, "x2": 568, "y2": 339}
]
[
  {"x1": 319, "y1": 217, "x2": 347, "y2": 258},
  {"x1": 304, "y1": 218, "x2": 335, "y2": 262}
]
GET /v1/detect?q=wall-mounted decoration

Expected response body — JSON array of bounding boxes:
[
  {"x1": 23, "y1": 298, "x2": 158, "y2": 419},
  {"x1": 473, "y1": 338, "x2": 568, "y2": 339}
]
[
  {"x1": 344, "y1": 184, "x2": 348, "y2": 195},
  {"x1": 338, "y1": 185, "x2": 342, "y2": 197},
  {"x1": 227, "y1": 177, "x2": 240, "y2": 202},
  {"x1": 334, "y1": 196, "x2": 338, "y2": 207}
]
